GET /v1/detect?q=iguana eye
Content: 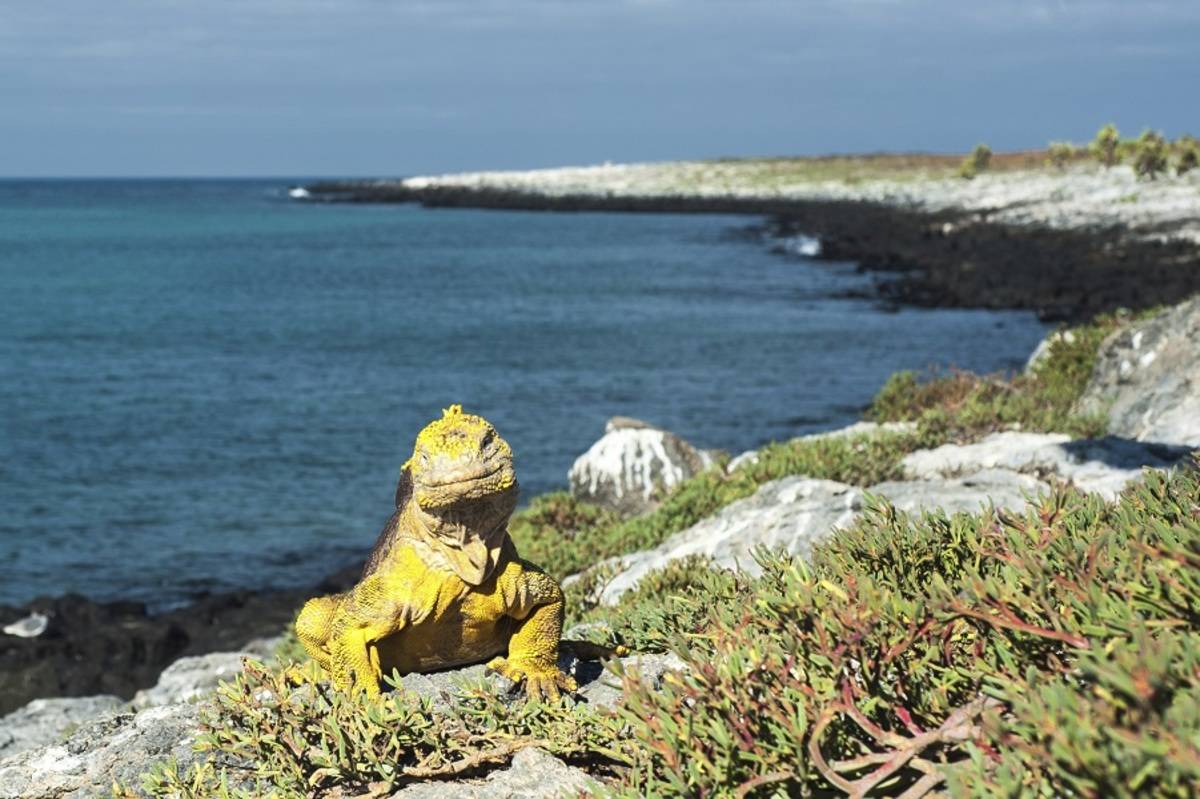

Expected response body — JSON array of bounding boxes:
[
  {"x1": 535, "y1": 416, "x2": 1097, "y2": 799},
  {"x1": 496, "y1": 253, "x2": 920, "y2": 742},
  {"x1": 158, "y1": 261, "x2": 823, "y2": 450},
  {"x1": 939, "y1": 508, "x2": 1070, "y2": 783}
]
[{"x1": 481, "y1": 430, "x2": 494, "y2": 448}]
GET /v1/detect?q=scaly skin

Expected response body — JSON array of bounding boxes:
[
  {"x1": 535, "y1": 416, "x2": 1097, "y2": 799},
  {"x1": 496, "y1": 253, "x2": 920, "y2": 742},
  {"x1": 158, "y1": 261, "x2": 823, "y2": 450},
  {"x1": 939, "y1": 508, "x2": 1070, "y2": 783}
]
[{"x1": 295, "y1": 405, "x2": 576, "y2": 701}]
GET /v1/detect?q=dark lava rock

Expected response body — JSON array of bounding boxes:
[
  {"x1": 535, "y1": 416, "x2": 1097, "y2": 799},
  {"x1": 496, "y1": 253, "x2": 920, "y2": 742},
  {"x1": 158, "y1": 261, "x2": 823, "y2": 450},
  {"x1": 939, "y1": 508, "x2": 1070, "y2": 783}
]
[{"x1": 0, "y1": 566, "x2": 359, "y2": 716}]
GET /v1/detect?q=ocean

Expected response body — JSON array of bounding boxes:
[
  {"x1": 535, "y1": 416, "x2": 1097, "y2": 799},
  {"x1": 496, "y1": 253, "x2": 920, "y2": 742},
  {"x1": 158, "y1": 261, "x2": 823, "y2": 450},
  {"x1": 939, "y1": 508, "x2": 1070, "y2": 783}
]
[{"x1": 0, "y1": 179, "x2": 1048, "y2": 608}]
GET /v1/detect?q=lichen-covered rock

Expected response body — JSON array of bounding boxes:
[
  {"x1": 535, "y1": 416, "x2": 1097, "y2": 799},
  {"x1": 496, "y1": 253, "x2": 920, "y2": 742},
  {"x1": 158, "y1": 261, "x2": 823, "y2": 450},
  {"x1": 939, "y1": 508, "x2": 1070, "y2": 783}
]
[
  {"x1": 0, "y1": 703, "x2": 200, "y2": 799},
  {"x1": 569, "y1": 417, "x2": 715, "y2": 516},
  {"x1": 900, "y1": 431, "x2": 1188, "y2": 499},
  {"x1": 132, "y1": 651, "x2": 249, "y2": 709},
  {"x1": 389, "y1": 746, "x2": 597, "y2": 798},
  {"x1": 598, "y1": 477, "x2": 863, "y2": 604},
  {"x1": 1077, "y1": 297, "x2": 1200, "y2": 446},
  {"x1": 0, "y1": 695, "x2": 124, "y2": 761}
]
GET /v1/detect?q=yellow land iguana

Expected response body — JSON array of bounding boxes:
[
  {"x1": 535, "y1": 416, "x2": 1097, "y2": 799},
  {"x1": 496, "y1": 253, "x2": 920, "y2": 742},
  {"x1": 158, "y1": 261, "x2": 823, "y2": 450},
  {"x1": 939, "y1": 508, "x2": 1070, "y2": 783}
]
[{"x1": 295, "y1": 405, "x2": 578, "y2": 701}]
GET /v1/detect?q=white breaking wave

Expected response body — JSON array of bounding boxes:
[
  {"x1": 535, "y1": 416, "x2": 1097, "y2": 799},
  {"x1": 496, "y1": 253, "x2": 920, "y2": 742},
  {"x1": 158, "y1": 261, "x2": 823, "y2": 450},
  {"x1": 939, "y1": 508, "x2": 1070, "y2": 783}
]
[{"x1": 783, "y1": 234, "x2": 821, "y2": 258}]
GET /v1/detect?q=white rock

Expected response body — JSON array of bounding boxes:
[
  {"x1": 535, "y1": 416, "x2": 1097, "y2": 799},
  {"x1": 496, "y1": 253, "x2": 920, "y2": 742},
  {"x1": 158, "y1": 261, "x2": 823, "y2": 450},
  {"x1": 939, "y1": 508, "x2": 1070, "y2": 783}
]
[
  {"x1": 399, "y1": 161, "x2": 1200, "y2": 246},
  {"x1": 725, "y1": 421, "x2": 916, "y2": 475},
  {"x1": 794, "y1": 421, "x2": 918, "y2": 442}
]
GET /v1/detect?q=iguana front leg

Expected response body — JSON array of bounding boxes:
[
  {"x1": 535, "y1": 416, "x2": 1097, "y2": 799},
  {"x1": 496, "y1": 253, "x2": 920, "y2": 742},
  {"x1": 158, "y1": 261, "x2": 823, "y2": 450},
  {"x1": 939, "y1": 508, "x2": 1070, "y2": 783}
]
[
  {"x1": 295, "y1": 594, "x2": 341, "y2": 672},
  {"x1": 487, "y1": 565, "x2": 577, "y2": 701},
  {"x1": 327, "y1": 581, "x2": 407, "y2": 697}
]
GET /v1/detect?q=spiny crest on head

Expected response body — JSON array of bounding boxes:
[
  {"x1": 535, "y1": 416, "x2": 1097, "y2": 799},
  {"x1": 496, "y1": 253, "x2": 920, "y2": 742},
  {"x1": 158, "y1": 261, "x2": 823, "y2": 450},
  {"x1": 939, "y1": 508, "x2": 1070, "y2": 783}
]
[{"x1": 411, "y1": 403, "x2": 495, "y2": 463}]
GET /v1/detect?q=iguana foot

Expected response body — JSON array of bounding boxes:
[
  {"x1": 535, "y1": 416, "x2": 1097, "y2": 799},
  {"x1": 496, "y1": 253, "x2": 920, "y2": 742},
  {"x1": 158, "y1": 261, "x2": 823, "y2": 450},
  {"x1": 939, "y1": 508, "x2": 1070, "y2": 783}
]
[{"x1": 487, "y1": 656, "x2": 577, "y2": 702}]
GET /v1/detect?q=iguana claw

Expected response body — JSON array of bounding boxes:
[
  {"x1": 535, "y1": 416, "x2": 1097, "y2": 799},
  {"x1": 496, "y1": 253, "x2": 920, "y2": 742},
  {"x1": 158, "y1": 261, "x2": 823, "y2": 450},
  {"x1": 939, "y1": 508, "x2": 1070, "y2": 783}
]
[{"x1": 487, "y1": 656, "x2": 577, "y2": 702}]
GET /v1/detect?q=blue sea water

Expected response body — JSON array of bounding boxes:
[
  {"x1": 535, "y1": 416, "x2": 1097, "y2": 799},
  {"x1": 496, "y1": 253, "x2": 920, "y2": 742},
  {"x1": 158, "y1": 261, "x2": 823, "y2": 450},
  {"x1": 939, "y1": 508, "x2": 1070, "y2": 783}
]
[{"x1": 0, "y1": 180, "x2": 1048, "y2": 608}]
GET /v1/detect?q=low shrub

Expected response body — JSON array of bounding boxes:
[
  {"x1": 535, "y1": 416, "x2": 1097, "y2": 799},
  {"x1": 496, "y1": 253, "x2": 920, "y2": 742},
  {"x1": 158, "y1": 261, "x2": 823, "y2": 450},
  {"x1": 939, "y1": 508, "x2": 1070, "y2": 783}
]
[
  {"x1": 867, "y1": 310, "x2": 1141, "y2": 440},
  {"x1": 613, "y1": 467, "x2": 1200, "y2": 796},
  {"x1": 1091, "y1": 123, "x2": 1122, "y2": 168},
  {"x1": 1134, "y1": 129, "x2": 1170, "y2": 181},
  {"x1": 124, "y1": 660, "x2": 632, "y2": 798},
  {"x1": 1045, "y1": 140, "x2": 1076, "y2": 169},
  {"x1": 1175, "y1": 135, "x2": 1199, "y2": 176},
  {"x1": 122, "y1": 464, "x2": 1200, "y2": 798},
  {"x1": 958, "y1": 143, "x2": 992, "y2": 180}
]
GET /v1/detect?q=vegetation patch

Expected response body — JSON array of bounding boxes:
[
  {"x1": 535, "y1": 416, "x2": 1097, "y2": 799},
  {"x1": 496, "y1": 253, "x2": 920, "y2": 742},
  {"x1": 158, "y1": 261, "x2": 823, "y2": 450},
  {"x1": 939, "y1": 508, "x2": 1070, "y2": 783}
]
[
  {"x1": 511, "y1": 427, "x2": 931, "y2": 582},
  {"x1": 866, "y1": 310, "x2": 1148, "y2": 440},
  {"x1": 120, "y1": 466, "x2": 1200, "y2": 798}
]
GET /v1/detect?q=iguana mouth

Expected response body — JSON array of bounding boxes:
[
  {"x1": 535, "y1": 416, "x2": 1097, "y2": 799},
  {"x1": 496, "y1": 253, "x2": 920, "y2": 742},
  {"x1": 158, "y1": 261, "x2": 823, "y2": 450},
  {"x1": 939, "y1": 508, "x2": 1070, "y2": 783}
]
[
  {"x1": 414, "y1": 461, "x2": 518, "y2": 511},
  {"x1": 420, "y1": 462, "x2": 506, "y2": 489}
]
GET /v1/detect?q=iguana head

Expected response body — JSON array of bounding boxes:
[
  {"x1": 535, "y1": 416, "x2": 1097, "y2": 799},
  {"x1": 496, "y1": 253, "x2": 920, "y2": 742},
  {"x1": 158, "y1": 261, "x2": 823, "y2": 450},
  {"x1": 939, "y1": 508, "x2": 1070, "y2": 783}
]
[{"x1": 397, "y1": 405, "x2": 519, "y2": 584}]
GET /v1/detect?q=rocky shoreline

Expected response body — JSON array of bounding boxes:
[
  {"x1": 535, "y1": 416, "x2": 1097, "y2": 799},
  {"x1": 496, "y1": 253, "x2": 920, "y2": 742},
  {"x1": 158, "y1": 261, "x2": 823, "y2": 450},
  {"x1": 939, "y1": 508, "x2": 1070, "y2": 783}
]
[{"x1": 302, "y1": 161, "x2": 1200, "y2": 322}]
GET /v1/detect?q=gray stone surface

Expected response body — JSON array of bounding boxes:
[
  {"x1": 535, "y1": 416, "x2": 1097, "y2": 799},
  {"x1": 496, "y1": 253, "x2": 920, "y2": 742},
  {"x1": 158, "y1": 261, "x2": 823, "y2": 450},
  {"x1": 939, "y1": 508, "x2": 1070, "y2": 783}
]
[
  {"x1": 390, "y1": 746, "x2": 597, "y2": 798},
  {"x1": 569, "y1": 417, "x2": 714, "y2": 516},
  {"x1": 598, "y1": 477, "x2": 863, "y2": 604},
  {"x1": 0, "y1": 696, "x2": 124, "y2": 761},
  {"x1": 0, "y1": 703, "x2": 201, "y2": 799},
  {"x1": 900, "y1": 431, "x2": 1187, "y2": 499},
  {"x1": 871, "y1": 468, "x2": 1049, "y2": 515},
  {"x1": 132, "y1": 651, "x2": 249, "y2": 709},
  {"x1": 1078, "y1": 297, "x2": 1200, "y2": 446}
]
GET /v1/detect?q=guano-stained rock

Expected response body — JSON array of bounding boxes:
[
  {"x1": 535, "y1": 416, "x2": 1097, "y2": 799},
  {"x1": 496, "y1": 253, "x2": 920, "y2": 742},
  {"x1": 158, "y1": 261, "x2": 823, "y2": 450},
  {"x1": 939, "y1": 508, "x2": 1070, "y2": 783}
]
[{"x1": 569, "y1": 417, "x2": 715, "y2": 516}]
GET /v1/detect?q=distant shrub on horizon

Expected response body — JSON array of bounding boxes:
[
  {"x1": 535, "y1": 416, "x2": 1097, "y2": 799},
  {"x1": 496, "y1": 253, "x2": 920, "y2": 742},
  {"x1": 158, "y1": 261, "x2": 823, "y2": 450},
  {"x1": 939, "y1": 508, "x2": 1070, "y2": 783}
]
[
  {"x1": 1176, "y1": 135, "x2": 1199, "y2": 176},
  {"x1": 958, "y1": 142, "x2": 992, "y2": 180},
  {"x1": 1133, "y1": 129, "x2": 1169, "y2": 180},
  {"x1": 1090, "y1": 123, "x2": 1121, "y2": 167},
  {"x1": 1046, "y1": 140, "x2": 1076, "y2": 170}
]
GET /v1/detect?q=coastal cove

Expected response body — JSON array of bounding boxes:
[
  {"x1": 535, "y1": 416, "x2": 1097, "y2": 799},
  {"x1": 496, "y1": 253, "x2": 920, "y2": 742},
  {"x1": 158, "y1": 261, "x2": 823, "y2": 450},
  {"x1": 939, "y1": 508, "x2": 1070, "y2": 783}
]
[{"x1": 0, "y1": 180, "x2": 1050, "y2": 613}]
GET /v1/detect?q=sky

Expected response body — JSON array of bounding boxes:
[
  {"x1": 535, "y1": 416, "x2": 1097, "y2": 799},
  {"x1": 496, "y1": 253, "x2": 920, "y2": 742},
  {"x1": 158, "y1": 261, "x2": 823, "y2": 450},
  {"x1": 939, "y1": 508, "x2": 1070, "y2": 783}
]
[{"x1": 2, "y1": 0, "x2": 1198, "y2": 177}]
